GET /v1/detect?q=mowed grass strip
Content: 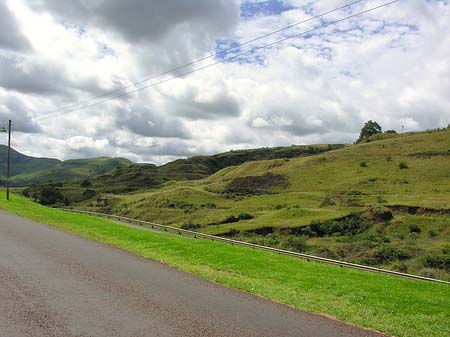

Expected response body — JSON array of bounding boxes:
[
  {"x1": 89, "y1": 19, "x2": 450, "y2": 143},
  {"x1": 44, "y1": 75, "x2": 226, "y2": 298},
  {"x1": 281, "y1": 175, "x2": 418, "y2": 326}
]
[{"x1": 1, "y1": 194, "x2": 449, "y2": 337}]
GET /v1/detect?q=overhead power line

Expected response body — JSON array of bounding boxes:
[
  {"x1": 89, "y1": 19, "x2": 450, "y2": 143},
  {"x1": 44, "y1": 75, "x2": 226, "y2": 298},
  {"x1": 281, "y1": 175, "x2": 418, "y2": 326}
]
[
  {"x1": 36, "y1": 0, "x2": 400, "y2": 120},
  {"x1": 39, "y1": 0, "x2": 367, "y2": 117}
]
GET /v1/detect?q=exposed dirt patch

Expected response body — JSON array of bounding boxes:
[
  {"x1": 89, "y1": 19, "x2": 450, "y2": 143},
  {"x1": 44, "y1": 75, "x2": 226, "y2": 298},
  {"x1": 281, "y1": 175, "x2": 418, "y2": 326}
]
[
  {"x1": 224, "y1": 173, "x2": 289, "y2": 196},
  {"x1": 388, "y1": 205, "x2": 450, "y2": 215}
]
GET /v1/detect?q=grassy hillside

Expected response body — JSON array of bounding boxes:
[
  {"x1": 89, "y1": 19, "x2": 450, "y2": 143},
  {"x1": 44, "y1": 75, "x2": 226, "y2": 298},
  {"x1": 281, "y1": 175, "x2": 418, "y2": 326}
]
[
  {"x1": 0, "y1": 145, "x2": 60, "y2": 178},
  {"x1": 65, "y1": 128, "x2": 450, "y2": 280},
  {"x1": 13, "y1": 157, "x2": 132, "y2": 186},
  {"x1": 0, "y1": 194, "x2": 448, "y2": 337},
  {"x1": 21, "y1": 129, "x2": 450, "y2": 279},
  {"x1": 24, "y1": 143, "x2": 343, "y2": 196},
  {"x1": 88, "y1": 143, "x2": 344, "y2": 193},
  {"x1": 0, "y1": 146, "x2": 133, "y2": 186}
]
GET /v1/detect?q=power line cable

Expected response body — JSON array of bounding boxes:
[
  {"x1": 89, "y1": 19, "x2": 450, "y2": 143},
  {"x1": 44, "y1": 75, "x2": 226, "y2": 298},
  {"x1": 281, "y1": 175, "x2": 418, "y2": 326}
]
[
  {"x1": 39, "y1": 0, "x2": 367, "y2": 116},
  {"x1": 36, "y1": 0, "x2": 400, "y2": 120}
]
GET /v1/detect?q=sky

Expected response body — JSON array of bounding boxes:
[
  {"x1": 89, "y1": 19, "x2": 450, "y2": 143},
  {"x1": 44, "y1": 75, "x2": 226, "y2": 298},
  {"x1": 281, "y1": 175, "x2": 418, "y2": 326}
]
[{"x1": 0, "y1": 0, "x2": 449, "y2": 164}]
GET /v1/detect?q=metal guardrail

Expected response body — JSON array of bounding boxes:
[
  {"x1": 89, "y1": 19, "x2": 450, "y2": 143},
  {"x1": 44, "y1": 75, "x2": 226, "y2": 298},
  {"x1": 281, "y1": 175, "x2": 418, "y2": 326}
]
[{"x1": 61, "y1": 208, "x2": 450, "y2": 285}]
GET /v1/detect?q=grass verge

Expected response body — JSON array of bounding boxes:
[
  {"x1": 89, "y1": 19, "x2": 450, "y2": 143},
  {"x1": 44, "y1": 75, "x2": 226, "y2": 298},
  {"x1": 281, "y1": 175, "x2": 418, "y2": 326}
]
[{"x1": 1, "y1": 194, "x2": 449, "y2": 337}]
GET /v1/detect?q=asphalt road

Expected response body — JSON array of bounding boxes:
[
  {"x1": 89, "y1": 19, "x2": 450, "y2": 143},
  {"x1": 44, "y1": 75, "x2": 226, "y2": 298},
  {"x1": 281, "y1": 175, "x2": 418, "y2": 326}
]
[{"x1": 0, "y1": 210, "x2": 387, "y2": 337}]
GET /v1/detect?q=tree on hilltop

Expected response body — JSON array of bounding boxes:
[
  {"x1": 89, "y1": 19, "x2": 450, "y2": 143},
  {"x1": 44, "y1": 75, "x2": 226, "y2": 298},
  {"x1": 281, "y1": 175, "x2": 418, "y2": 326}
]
[{"x1": 356, "y1": 120, "x2": 382, "y2": 143}]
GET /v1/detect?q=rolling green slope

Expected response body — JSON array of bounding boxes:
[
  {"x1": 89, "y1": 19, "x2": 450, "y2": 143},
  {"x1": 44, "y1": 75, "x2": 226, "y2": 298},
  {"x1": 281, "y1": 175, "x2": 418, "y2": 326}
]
[
  {"x1": 0, "y1": 145, "x2": 60, "y2": 178},
  {"x1": 20, "y1": 129, "x2": 450, "y2": 279},
  {"x1": 84, "y1": 144, "x2": 345, "y2": 193},
  {"x1": 13, "y1": 157, "x2": 132, "y2": 186},
  {"x1": 74, "y1": 129, "x2": 450, "y2": 280},
  {"x1": 0, "y1": 145, "x2": 133, "y2": 186}
]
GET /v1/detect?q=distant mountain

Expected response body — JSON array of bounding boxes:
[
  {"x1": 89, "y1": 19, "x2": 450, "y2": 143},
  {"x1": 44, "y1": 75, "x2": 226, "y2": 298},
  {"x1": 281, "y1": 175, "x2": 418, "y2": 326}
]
[
  {"x1": 0, "y1": 145, "x2": 132, "y2": 186},
  {"x1": 0, "y1": 145, "x2": 60, "y2": 177}
]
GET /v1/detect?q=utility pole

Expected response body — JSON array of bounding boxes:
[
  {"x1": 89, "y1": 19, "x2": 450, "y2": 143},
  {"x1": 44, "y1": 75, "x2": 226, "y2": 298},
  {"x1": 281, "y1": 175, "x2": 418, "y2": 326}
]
[
  {"x1": 1, "y1": 120, "x2": 11, "y2": 200},
  {"x1": 6, "y1": 120, "x2": 11, "y2": 200}
]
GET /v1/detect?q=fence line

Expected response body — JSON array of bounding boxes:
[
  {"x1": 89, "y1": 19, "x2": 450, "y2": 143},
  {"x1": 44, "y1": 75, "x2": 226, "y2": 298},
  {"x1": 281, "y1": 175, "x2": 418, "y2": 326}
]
[{"x1": 61, "y1": 208, "x2": 450, "y2": 285}]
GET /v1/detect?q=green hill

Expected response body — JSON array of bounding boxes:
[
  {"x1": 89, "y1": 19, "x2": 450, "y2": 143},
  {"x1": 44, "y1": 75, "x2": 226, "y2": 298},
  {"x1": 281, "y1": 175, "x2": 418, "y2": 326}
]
[
  {"x1": 0, "y1": 145, "x2": 60, "y2": 178},
  {"x1": 12, "y1": 157, "x2": 132, "y2": 186},
  {"x1": 87, "y1": 144, "x2": 344, "y2": 193},
  {"x1": 0, "y1": 145, "x2": 133, "y2": 186},
  {"x1": 22, "y1": 129, "x2": 450, "y2": 280},
  {"x1": 71, "y1": 128, "x2": 450, "y2": 280}
]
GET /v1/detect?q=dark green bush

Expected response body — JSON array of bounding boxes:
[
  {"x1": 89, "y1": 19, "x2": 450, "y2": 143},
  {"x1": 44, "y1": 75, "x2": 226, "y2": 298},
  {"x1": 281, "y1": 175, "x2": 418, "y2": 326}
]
[
  {"x1": 181, "y1": 221, "x2": 201, "y2": 230},
  {"x1": 360, "y1": 244, "x2": 412, "y2": 265},
  {"x1": 423, "y1": 253, "x2": 450, "y2": 270},
  {"x1": 345, "y1": 190, "x2": 363, "y2": 196},
  {"x1": 38, "y1": 186, "x2": 64, "y2": 205},
  {"x1": 409, "y1": 224, "x2": 421, "y2": 234},
  {"x1": 80, "y1": 179, "x2": 92, "y2": 188},
  {"x1": 310, "y1": 215, "x2": 369, "y2": 237},
  {"x1": 82, "y1": 189, "x2": 96, "y2": 199},
  {"x1": 428, "y1": 229, "x2": 438, "y2": 238},
  {"x1": 200, "y1": 203, "x2": 216, "y2": 209},
  {"x1": 222, "y1": 215, "x2": 239, "y2": 224},
  {"x1": 238, "y1": 213, "x2": 254, "y2": 220},
  {"x1": 280, "y1": 236, "x2": 307, "y2": 253},
  {"x1": 360, "y1": 161, "x2": 367, "y2": 168},
  {"x1": 399, "y1": 162, "x2": 409, "y2": 169}
]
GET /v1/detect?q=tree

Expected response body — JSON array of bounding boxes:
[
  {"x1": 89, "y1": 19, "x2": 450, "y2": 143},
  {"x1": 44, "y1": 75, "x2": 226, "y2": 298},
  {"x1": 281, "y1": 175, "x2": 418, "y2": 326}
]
[{"x1": 356, "y1": 120, "x2": 382, "y2": 143}]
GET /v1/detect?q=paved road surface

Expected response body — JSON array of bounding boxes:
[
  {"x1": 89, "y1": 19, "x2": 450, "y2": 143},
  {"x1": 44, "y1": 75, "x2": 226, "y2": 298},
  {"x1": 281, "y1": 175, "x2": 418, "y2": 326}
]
[{"x1": 0, "y1": 210, "x2": 386, "y2": 337}]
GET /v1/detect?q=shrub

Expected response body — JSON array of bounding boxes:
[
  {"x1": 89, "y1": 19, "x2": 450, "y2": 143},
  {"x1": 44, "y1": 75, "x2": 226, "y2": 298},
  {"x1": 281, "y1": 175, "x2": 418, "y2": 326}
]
[
  {"x1": 227, "y1": 228, "x2": 240, "y2": 237},
  {"x1": 399, "y1": 162, "x2": 409, "y2": 169},
  {"x1": 385, "y1": 155, "x2": 392, "y2": 162},
  {"x1": 181, "y1": 221, "x2": 201, "y2": 230},
  {"x1": 80, "y1": 179, "x2": 92, "y2": 188},
  {"x1": 309, "y1": 215, "x2": 369, "y2": 237},
  {"x1": 82, "y1": 189, "x2": 96, "y2": 199},
  {"x1": 428, "y1": 229, "x2": 438, "y2": 238},
  {"x1": 394, "y1": 263, "x2": 408, "y2": 273},
  {"x1": 222, "y1": 215, "x2": 239, "y2": 224},
  {"x1": 409, "y1": 224, "x2": 421, "y2": 234},
  {"x1": 200, "y1": 203, "x2": 216, "y2": 209},
  {"x1": 280, "y1": 236, "x2": 308, "y2": 253},
  {"x1": 360, "y1": 161, "x2": 367, "y2": 168},
  {"x1": 320, "y1": 197, "x2": 336, "y2": 207},
  {"x1": 345, "y1": 190, "x2": 363, "y2": 196},
  {"x1": 423, "y1": 253, "x2": 450, "y2": 270},
  {"x1": 238, "y1": 213, "x2": 254, "y2": 220},
  {"x1": 360, "y1": 245, "x2": 412, "y2": 265},
  {"x1": 373, "y1": 245, "x2": 411, "y2": 263},
  {"x1": 38, "y1": 186, "x2": 65, "y2": 205}
]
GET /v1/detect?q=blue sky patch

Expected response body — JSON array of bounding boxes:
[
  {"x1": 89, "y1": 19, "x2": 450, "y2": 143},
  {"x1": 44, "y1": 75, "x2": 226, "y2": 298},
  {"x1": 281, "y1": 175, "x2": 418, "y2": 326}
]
[{"x1": 241, "y1": 0, "x2": 295, "y2": 18}]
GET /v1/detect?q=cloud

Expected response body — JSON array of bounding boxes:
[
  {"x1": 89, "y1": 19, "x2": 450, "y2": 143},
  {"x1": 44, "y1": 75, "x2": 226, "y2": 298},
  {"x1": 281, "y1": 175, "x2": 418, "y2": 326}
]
[
  {"x1": 117, "y1": 104, "x2": 191, "y2": 139},
  {"x1": 28, "y1": 0, "x2": 239, "y2": 43},
  {"x1": 0, "y1": 2, "x2": 31, "y2": 52},
  {"x1": 0, "y1": 91, "x2": 42, "y2": 133},
  {"x1": 0, "y1": 54, "x2": 69, "y2": 95},
  {"x1": 2, "y1": 0, "x2": 450, "y2": 164},
  {"x1": 161, "y1": 78, "x2": 241, "y2": 120}
]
